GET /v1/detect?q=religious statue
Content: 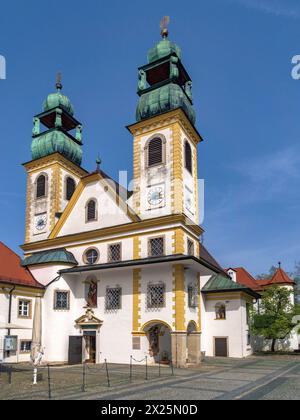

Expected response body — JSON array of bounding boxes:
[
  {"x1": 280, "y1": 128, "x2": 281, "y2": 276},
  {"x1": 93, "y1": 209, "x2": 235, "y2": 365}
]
[
  {"x1": 170, "y1": 56, "x2": 179, "y2": 79},
  {"x1": 86, "y1": 281, "x2": 97, "y2": 308},
  {"x1": 76, "y1": 124, "x2": 83, "y2": 143},
  {"x1": 185, "y1": 81, "x2": 193, "y2": 102},
  {"x1": 32, "y1": 117, "x2": 40, "y2": 136},
  {"x1": 148, "y1": 325, "x2": 160, "y2": 357},
  {"x1": 138, "y1": 69, "x2": 147, "y2": 92}
]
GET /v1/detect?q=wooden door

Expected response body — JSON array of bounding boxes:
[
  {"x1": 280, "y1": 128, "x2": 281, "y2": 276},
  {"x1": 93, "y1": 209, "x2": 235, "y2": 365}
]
[{"x1": 214, "y1": 338, "x2": 228, "y2": 357}]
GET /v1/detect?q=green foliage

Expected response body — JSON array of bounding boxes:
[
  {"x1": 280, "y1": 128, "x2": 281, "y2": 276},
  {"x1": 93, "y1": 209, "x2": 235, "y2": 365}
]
[
  {"x1": 251, "y1": 286, "x2": 295, "y2": 342},
  {"x1": 256, "y1": 265, "x2": 277, "y2": 280}
]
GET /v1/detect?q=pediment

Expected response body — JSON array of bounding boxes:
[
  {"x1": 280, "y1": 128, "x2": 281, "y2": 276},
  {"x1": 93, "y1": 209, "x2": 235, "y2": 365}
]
[{"x1": 75, "y1": 308, "x2": 103, "y2": 326}]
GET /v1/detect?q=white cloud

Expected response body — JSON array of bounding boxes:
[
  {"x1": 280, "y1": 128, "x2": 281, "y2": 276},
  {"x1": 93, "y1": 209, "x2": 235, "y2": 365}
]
[{"x1": 229, "y1": 0, "x2": 300, "y2": 19}]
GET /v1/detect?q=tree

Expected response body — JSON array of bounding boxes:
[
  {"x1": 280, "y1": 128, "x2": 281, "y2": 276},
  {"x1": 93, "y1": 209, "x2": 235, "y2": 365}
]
[
  {"x1": 256, "y1": 265, "x2": 277, "y2": 280},
  {"x1": 251, "y1": 286, "x2": 296, "y2": 352},
  {"x1": 291, "y1": 262, "x2": 300, "y2": 305}
]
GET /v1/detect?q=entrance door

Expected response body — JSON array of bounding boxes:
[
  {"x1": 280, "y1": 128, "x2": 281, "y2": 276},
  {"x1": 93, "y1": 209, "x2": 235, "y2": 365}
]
[
  {"x1": 68, "y1": 336, "x2": 83, "y2": 365},
  {"x1": 214, "y1": 338, "x2": 228, "y2": 357},
  {"x1": 83, "y1": 332, "x2": 96, "y2": 363}
]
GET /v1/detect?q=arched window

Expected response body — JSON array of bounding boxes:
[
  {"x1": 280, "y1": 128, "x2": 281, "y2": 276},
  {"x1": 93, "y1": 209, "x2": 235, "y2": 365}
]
[
  {"x1": 36, "y1": 174, "x2": 46, "y2": 199},
  {"x1": 148, "y1": 137, "x2": 163, "y2": 167},
  {"x1": 215, "y1": 303, "x2": 226, "y2": 320},
  {"x1": 86, "y1": 199, "x2": 97, "y2": 222},
  {"x1": 66, "y1": 177, "x2": 76, "y2": 201},
  {"x1": 184, "y1": 141, "x2": 192, "y2": 174}
]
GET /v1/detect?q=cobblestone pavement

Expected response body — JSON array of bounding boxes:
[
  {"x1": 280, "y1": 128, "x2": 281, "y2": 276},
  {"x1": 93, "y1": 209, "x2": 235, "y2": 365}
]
[{"x1": 1, "y1": 355, "x2": 299, "y2": 400}]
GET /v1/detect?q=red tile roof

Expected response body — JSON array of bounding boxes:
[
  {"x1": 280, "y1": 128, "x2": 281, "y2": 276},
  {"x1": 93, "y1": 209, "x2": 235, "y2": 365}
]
[
  {"x1": 226, "y1": 267, "x2": 261, "y2": 291},
  {"x1": 0, "y1": 242, "x2": 44, "y2": 289},
  {"x1": 256, "y1": 268, "x2": 295, "y2": 289},
  {"x1": 227, "y1": 266, "x2": 294, "y2": 292}
]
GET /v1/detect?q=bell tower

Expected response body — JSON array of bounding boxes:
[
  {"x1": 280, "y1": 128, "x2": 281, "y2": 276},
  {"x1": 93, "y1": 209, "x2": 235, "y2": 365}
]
[
  {"x1": 127, "y1": 18, "x2": 203, "y2": 225},
  {"x1": 24, "y1": 75, "x2": 87, "y2": 244}
]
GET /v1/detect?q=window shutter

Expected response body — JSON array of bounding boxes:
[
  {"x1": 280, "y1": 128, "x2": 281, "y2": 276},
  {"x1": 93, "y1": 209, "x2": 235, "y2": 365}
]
[
  {"x1": 148, "y1": 138, "x2": 163, "y2": 167},
  {"x1": 66, "y1": 177, "x2": 76, "y2": 201},
  {"x1": 87, "y1": 200, "x2": 96, "y2": 221},
  {"x1": 185, "y1": 142, "x2": 192, "y2": 174},
  {"x1": 36, "y1": 175, "x2": 46, "y2": 198}
]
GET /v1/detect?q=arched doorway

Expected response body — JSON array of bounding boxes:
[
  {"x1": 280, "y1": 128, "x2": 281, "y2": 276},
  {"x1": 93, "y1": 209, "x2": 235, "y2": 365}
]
[
  {"x1": 142, "y1": 320, "x2": 172, "y2": 364},
  {"x1": 187, "y1": 321, "x2": 200, "y2": 364}
]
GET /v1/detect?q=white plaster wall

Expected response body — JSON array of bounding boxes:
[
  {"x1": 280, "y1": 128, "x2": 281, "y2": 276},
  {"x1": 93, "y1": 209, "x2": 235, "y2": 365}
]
[
  {"x1": 201, "y1": 297, "x2": 249, "y2": 358},
  {"x1": 58, "y1": 180, "x2": 132, "y2": 237},
  {"x1": 69, "y1": 237, "x2": 133, "y2": 266},
  {"x1": 139, "y1": 265, "x2": 174, "y2": 332},
  {"x1": 185, "y1": 268, "x2": 199, "y2": 329},
  {"x1": 139, "y1": 231, "x2": 173, "y2": 259},
  {"x1": 0, "y1": 291, "x2": 36, "y2": 363}
]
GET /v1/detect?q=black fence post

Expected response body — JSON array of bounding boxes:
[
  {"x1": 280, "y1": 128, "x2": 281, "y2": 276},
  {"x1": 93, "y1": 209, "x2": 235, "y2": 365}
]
[
  {"x1": 158, "y1": 358, "x2": 161, "y2": 377},
  {"x1": 8, "y1": 366, "x2": 12, "y2": 385},
  {"x1": 145, "y1": 356, "x2": 148, "y2": 381},
  {"x1": 170, "y1": 361, "x2": 174, "y2": 376},
  {"x1": 105, "y1": 359, "x2": 110, "y2": 388},
  {"x1": 47, "y1": 364, "x2": 52, "y2": 400},
  {"x1": 81, "y1": 362, "x2": 86, "y2": 392},
  {"x1": 129, "y1": 356, "x2": 132, "y2": 383}
]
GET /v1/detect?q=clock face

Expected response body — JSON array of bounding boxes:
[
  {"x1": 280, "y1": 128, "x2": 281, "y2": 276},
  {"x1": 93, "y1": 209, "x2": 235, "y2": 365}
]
[
  {"x1": 185, "y1": 187, "x2": 194, "y2": 214},
  {"x1": 147, "y1": 186, "x2": 164, "y2": 207},
  {"x1": 35, "y1": 215, "x2": 47, "y2": 231}
]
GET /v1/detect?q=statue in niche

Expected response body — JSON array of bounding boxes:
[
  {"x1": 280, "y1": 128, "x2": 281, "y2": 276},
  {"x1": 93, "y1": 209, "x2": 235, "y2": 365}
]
[
  {"x1": 86, "y1": 281, "x2": 97, "y2": 308},
  {"x1": 148, "y1": 325, "x2": 160, "y2": 357},
  {"x1": 170, "y1": 56, "x2": 179, "y2": 79},
  {"x1": 185, "y1": 81, "x2": 193, "y2": 102},
  {"x1": 138, "y1": 69, "x2": 147, "y2": 92},
  {"x1": 76, "y1": 124, "x2": 83, "y2": 143}
]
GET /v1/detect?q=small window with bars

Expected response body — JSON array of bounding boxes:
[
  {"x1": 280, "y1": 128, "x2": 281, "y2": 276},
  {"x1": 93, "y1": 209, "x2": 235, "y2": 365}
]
[
  {"x1": 18, "y1": 299, "x2": 31, "y2": 318},
  {"x1": 187, "y1": 239, "x2": 194, "y2": 256},
  {"x1": 66, "y1": 177, "x2": 76, "y2": 201},
  {"x1": 105, "y1": 287, "x2": 122, "y2": 310},
  {"x1": 20, "y1": 340, "x2": 32, "y2": 353},
  {"x1": 148, "y1": 137, "x2": 163, "y2": 167},
  {"x1": 147, "y1": 283, "x2": 165, "y2": 309},
  {"x1": 36, "y1": 174, "x2": 46, "y2": 199},
  {"x1": 188, "y1": 285, "x2": 198, "y2": 308},
  {"x1": 149, "y1": 237, "x2": 164, "y2": 257},
  {"x1": 86, "y1": 199, "x2": 97, "y2": 222},
  {"x1": 54, "y1": 291, "x2": 70, "y2": 310},
  {"x1": 108, "y1": 243, "x2": 121, "y2": 262}
]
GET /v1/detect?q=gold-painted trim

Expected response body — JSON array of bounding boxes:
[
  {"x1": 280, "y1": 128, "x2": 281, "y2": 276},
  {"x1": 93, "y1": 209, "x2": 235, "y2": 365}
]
[
  {"x1": 173, "y1": 264, "x2": 186, "y2": 331},
  {"x1": 22, "y1": 214, "x2": 203, "y2": 253},
  {"x1": 127, "y1": 109, "x2": 201, "y2": 146},
  {"x1": 132, "y1": 269, "x2": 141, "y2": 332},
  {"x1": 140, "y1": 319, "x2": 173, "y2": 332}
]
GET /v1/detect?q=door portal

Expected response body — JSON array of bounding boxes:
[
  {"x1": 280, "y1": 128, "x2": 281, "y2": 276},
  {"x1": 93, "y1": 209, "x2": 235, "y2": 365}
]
[
  {"x1": 68, "y1": 336, "x2": 83, "y2": 365},
  {"x1": 214, "y1": 337, "x2": 228, "y2": 357},
  {"x1": 83, "y1": 331, "x2": 96, "y2": 363}
]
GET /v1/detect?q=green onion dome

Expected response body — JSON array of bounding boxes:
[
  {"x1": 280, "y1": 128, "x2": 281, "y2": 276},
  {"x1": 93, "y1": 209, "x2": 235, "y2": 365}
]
[
  {"x1": 136, "y1": 83, "x2": 196, "y2": 125},
  {"x1": 43, "y1": 91, "x2": 74, "y2": 115},
  {"x1": 31, "y1": 130, "x2": 82, "y2": 166},
  {"x1": 148, "y1": 37, "x2": 182, "y2": 63}
]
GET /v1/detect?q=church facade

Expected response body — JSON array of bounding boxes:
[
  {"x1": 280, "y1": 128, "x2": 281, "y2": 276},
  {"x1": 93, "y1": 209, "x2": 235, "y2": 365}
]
[{"x1": 6, "y1": 28, "x2": 260, "y2": 366}]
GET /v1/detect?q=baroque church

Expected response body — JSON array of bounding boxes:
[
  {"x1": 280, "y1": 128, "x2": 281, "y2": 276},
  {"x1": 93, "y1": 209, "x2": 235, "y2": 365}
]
[{"x1": 0, "y1": 27, "x2": 264, "y2": 366}]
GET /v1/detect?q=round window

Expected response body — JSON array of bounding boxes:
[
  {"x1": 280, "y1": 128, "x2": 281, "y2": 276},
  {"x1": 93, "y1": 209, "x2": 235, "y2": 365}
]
[{"x1": 84, "y1": 248, "x2": 99, "y2": 265}]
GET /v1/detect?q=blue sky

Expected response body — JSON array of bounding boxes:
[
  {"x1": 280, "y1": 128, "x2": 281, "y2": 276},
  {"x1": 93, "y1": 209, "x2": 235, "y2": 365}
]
[{"x1": 0, "y1": 0, "x2": 299, "y2": 276}]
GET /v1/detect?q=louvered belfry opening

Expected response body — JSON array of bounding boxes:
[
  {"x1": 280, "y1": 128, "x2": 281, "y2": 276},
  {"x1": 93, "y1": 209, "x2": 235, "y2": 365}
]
[
  {"x1": 36, "y1": 175, "x2": 46, "y2": 198},
  {"x1": 66, "y1": 177, "x2": 76, "y2": 201},
  {"x1": 148, "y1": 137, "x2": 163, "y2": 167},
  {"x1": 87, "y1": 200, "x2": 96, "y2": 221},
  {"x1": 185, "y1": 141, "x2": 192, "y2": 174}
]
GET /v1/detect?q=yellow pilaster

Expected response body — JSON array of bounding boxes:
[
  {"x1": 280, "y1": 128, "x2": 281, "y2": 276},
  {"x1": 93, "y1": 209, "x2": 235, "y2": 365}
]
[
  {"x1": 171, "y1": 124, "x2": 183, "y2": 214},
  {"x1": 132, "y1": 268, "x2": 142, "y2": 334},
  {"x1": 172, "y1": 228, "x2": 185, "y2": 254}
]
